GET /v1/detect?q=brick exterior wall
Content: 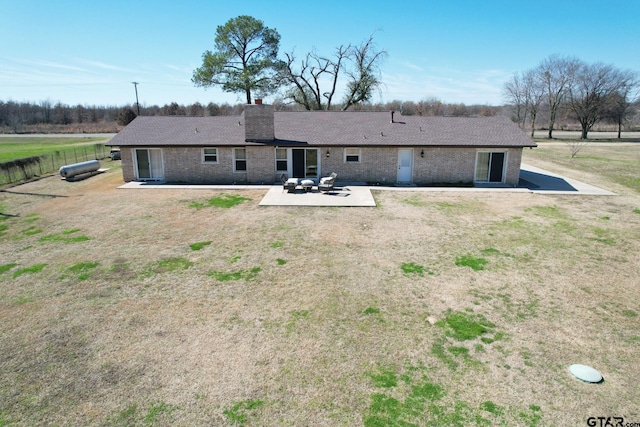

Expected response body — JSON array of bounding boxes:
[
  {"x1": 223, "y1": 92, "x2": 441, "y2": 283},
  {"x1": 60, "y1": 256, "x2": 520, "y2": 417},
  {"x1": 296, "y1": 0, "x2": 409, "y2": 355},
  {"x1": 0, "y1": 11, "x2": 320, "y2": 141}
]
[
  {"x1": 504, "y1": 148, "x2": 523, "y2": 185},
  {"x1": 121, "y1": 147, "x2": 136, "y2": 182},
  {"x1": 322, "y1": 146, "x2": 522, "y2": 186},
  {"x1": 243, "y1": 104, "x2": 275, "y2": 142},
  {"x1": 121, "y1": 145, "x2": 523, "y2": 186}
]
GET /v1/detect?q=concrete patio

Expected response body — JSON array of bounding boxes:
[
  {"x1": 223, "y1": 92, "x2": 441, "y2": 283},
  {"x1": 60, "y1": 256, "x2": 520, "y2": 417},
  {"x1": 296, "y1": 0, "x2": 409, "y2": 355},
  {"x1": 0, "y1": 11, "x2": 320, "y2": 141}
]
[{"x1": 258, "y1": 185, "x2": 377, "y2": 207}]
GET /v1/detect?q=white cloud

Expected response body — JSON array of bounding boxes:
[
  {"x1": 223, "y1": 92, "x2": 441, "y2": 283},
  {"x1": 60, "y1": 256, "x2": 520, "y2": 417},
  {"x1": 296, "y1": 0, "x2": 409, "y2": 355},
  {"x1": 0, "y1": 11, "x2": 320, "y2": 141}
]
[
  {"x1": 74, "y1": 59, "x2": 135, "y2": 73},
  {"x1": 402, "y1": 62, "x2": 424, "y2": 71},
  {"x1": 3, "y1": 57, "x2": 87, "y2": 73},
  {"x1": 377, "y1": 66, "x2": 508, "y2": 105}
]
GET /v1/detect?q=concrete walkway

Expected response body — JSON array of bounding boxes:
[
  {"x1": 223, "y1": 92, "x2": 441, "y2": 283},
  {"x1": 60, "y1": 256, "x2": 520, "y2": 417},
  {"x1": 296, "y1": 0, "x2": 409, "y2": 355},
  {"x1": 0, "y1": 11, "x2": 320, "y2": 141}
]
[
  {"x1": 519, "y1": 163, "x2": 615, "y2": 195},
  {"x1": 118, "y1": 164, "x2": 615, "y2": 207},
  {"x1": 119, "y1": 181, "x2": 273, "y2": 191}
]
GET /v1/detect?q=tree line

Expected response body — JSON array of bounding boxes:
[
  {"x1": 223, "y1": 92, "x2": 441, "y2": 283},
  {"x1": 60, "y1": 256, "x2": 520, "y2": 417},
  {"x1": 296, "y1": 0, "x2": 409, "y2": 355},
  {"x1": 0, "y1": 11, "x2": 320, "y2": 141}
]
[
  {"x1": 504, "y1": 55, "x2": 638, "y2": 139},
  {"x1": 0, "y1": 98, "x2": 506, "y2": 132},
  {"x1": 0, "y1": 100, "x2": 247, "y2": 132},
  {"x1": 5, "y1": 94, "x2": 639, "y2": 135}
]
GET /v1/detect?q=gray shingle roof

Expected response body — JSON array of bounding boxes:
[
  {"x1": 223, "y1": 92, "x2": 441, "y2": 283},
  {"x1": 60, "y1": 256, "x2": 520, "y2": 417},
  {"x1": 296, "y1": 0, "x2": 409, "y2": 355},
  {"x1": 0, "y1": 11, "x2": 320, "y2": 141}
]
[{"x1": 109, "y1": 111, "x2": 536, "y2": 148}]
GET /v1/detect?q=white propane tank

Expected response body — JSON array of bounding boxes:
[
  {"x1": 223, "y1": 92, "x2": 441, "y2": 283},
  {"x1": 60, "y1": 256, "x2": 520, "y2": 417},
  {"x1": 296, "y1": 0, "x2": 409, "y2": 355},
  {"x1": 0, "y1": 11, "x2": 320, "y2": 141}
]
[{"x1": 59, "y1": 160, "x2": 100, "y2": 178}]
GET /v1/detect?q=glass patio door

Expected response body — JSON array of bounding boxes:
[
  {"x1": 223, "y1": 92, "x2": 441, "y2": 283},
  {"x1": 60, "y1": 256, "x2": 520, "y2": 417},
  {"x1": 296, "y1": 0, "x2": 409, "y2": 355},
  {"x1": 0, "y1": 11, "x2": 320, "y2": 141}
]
[
  {"x1": 475, "y1": 151, "x2": 505, "y2": 183},
  {"x1": 291, "y1": 148, "x2": 318, "y2": 178},
  {"x1": 135, "y1": 148, "x2": 163, "y2": 180}
]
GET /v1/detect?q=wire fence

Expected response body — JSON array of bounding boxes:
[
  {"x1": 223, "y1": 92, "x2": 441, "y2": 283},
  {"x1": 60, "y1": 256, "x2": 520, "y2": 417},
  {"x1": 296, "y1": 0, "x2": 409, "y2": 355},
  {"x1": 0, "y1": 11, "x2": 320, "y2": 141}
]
[{"x1": 0, "y1": 144, "x2": 110, "y2": 186}]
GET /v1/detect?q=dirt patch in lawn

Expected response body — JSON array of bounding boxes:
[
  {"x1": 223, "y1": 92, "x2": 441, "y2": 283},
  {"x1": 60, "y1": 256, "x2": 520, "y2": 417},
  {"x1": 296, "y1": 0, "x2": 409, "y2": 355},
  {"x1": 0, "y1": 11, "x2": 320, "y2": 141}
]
[{"x1": 1, "y1": 165, "x2": 639, "y2": 426}]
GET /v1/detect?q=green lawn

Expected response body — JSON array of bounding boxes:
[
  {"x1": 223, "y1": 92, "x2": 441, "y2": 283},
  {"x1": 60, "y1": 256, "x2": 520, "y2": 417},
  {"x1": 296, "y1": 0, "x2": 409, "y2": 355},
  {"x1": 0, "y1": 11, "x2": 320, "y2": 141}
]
[{"x1": 0, "y1": 136, "x2": 110, "y2": 163}]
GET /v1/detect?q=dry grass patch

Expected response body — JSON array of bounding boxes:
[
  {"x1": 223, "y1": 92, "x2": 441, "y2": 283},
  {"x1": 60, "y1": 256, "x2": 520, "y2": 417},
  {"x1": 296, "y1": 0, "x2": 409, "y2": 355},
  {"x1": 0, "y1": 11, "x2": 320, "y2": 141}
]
[{"x1": 1, "y1": 151, "x2": 639, "y2": 425}]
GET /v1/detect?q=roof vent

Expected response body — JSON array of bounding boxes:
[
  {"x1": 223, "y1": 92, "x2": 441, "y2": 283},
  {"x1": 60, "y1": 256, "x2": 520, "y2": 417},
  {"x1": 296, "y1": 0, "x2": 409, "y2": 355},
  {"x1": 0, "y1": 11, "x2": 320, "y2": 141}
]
[{"x1": 391, "y1": 111, "x2": 395, "y2": 123}]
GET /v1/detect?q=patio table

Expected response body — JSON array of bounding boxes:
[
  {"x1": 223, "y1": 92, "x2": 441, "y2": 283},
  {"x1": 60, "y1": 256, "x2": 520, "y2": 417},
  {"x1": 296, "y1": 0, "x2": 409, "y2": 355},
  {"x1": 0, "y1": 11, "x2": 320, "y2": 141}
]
[{"x1": 300, "y1": 179, "x2": 315, "y2": 192}]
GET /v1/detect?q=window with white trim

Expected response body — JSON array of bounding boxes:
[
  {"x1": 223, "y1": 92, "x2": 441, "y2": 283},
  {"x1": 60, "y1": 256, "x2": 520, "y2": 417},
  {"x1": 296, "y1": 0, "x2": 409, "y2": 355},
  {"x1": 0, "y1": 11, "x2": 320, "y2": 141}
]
[
  {"x1": 234, "y1": 148, "x2": 247, "y2": 172},
  {"x1": 344, "y1": 147, "x2": 360, "y2": 163},
  {"x1": 275, "y1": 148, "x2": 287, "y2": 172},
  {"x1": 202, "y1": 147, "x2": 218, "y2": 163}
]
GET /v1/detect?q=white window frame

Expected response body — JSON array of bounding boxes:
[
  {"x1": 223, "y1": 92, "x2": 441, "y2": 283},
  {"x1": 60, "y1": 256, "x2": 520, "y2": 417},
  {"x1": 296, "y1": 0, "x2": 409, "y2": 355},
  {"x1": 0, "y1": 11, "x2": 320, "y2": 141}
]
[
  {"x1": 133, "y1": 148, "x2": 164, "y2": 181},
  {"x1": 233, "y1": 147, "x2": 247, "y2": 173},
  {"x1": 275, "y1": 147, "x2": 288, "y2": 173},
  {"x1": 344, "y1": 147, "x2": 361, "y2": 163},
  {"x1": 202, "y1": 147, "x2": 218, "y2": 164}
]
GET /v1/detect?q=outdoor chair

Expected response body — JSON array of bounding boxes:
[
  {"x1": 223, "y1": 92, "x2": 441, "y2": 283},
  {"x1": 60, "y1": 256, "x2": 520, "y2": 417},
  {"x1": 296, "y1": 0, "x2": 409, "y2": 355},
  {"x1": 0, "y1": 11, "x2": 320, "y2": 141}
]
[
  {"x1": 318, "y1": 172, "x2": 337, "y2": 193},
  {"x1": 281, "y1": 174, "x2": 298, "y2": 192}
]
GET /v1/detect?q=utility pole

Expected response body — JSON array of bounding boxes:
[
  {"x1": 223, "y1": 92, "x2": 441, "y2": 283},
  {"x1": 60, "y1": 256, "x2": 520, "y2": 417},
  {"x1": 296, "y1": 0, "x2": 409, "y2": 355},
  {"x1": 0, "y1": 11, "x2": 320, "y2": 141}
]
[{"x1": 131, "y1": 82, "x2": 140, "y2": 116}]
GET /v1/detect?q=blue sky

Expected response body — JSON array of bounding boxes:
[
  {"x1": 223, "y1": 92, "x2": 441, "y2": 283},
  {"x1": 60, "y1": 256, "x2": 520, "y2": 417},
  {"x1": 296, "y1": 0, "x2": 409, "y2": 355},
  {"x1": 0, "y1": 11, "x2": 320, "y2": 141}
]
[{"x1": 1, "y1": 0, "x2": 638, "y2": 107}]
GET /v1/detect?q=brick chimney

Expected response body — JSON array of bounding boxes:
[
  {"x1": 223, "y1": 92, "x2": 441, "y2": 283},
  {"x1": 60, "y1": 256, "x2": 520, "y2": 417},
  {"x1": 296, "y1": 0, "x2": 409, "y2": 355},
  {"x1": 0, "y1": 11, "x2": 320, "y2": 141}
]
[{"x1": 243, "y1": 102, "x2": 274, "y2": 142}]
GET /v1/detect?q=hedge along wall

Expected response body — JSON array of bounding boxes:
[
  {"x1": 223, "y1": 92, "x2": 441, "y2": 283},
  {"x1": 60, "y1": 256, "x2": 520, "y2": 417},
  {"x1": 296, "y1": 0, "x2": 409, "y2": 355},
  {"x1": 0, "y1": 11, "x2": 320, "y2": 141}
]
[{"x1": 0, "y1": 144, "x2": 110, "y2": 185}]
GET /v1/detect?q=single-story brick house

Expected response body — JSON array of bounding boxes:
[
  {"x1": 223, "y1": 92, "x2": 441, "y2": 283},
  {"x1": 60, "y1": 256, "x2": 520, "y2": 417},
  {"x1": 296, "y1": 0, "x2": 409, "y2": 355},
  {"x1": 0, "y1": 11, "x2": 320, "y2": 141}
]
[{"x1": 108, "y1": 103, "x2": 536, "y2": 186}]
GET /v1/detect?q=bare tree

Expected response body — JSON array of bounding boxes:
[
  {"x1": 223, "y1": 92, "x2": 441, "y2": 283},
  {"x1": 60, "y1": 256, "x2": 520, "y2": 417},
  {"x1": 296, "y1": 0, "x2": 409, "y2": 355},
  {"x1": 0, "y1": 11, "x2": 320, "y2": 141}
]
[
  {"x1": 503, "y1": 69, "x2": 543, "y2": 136},
  {"x1": 604, "y1": 74, "x2": 638, "y2": 138},
  {"x1": 503, "y1": 72, "x2": 529, "y2": 129},
  {"x1": 523, "y1": 69, "x2": 544, "y2": 137},
  {"x1": 400, "y1": 101, "x2": 416, "y2": 115},
  {"x1": 276, "y1": 45, "x2": 349, "y2": 110},
  {"x1": 188, "y1": 102, "x2": 205, "y2": 117},
  {"x1": 160, "y1": 102, "x2": 186, "y2": 116},
  {"x1": 536, "y1": 55, "x2": 581, "y2": 139},
  {"x1": 341, "y1": 35, "x2": 387, "y2": 111},
  {"x1": 53, "y1": 102, "x2": 71, "y2": 125},
  {"x1": 40, "y1": 99, "x2": 52, "y2": 124},
  {"x1": 421, "y1": 98, "x2": 445, "y2": 116},
  {"x1": 277, "y1": 35, "x2": 385, "y2": 111},
  {"x1": 451, "y1": 103, "x2": 469, "y2": 117},
  {"x1": 568, "y1": 63, "x2": 636, "y2": 139},
  {"x1": 117, "y1": 108, "x2": 137, "y2": 126}
]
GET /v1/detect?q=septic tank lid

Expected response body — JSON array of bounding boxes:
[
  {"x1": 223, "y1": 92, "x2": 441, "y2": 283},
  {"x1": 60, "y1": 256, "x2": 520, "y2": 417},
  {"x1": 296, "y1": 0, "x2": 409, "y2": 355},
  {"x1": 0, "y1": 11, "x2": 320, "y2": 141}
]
[{"x1": 569, "y1": 364, "x2": 603, "y2": 383}]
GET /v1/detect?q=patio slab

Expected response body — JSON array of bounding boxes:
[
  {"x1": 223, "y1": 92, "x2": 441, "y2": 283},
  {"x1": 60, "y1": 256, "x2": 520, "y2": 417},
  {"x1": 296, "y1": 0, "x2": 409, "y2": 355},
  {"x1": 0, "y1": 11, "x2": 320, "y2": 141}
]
[{"x1": 258, "y1": 185, "x2": 377, "y2": 207}]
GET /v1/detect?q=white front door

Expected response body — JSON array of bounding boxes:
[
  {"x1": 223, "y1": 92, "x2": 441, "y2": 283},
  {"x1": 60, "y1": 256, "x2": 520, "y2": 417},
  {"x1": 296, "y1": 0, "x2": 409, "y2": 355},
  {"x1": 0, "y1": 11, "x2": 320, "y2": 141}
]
[{"x1": 397, "y1": 149, "x2": 413, "y2": 183}]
